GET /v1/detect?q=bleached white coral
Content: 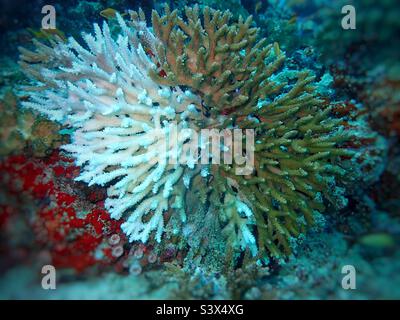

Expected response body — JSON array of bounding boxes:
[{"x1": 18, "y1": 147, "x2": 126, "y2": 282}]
[
  {"x1": 221, "y1": 194, "x2": 258, "y2": 256},
  {"x1": 19, "y1": 15, "x2": 202, "y2": 243}
]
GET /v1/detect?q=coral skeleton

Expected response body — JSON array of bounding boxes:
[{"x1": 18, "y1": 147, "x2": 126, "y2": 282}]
[{"x1": 19, "y1": 4, "x2": 355, "y2": 260}]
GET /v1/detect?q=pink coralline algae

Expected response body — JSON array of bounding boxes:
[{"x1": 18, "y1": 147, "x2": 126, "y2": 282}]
[{"x1": 0, "y1": 151, "x2": 128, "y2": 273}]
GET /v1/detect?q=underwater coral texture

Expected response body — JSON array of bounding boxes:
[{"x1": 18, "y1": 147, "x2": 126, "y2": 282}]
[
  {"x1": 19, "y1": 4, "x2": 356, "y2": 262},
  {"x1": 0, "y1": 0, "x2": 399, "y2": 300}
]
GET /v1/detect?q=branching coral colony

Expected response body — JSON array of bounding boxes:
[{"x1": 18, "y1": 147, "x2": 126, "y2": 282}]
[{"x1": 18, "y1": 4, "x2": 354, "y2": 264}]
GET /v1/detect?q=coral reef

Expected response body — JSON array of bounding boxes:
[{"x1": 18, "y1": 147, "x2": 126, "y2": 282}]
[
  {"x1": 0, "y1": 152, "x2": 127, "y2": 272},
  {"x1": 0, "y1": 90, "x2": 66, "y2": 157},
  {"x1": 0, "y1": 0, "x2": 399, "y2": 301},
  {"x1": 18, "y1": 4, "x2": 356, "y2": 264},
  {"x1": 145, "y1": 4, "x2": 355, "y2": 258},
  {"x1": 19, "y1": 16, "x2": 204, "y2": 247}
]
